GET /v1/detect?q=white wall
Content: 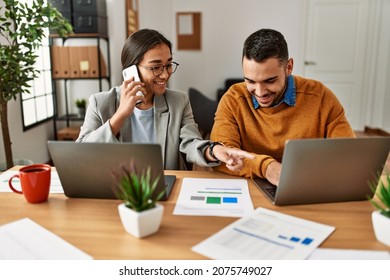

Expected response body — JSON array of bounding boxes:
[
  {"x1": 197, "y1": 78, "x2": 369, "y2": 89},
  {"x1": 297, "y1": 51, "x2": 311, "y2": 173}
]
[
  {"x1": 369, "y1": 0, "x2": 390, "y2": 132},
  {"x1": 139, "y1": 0, "x2": 306, "y2": 99},
  {"x1": 1, "y1": 0, "x2": 389, "y2": 164},
  {"x1": 138, "y1": 0, "x2": 390, "y2": 131}
]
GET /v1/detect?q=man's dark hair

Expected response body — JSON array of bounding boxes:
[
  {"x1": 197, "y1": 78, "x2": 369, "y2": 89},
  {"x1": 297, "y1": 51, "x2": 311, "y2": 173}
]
[
  {"x1": 242, "y1": 29, "x2": 289, "y2": 64},
  {"x1": 121, "y1": 29, "x2": 172, "y2": 70}
]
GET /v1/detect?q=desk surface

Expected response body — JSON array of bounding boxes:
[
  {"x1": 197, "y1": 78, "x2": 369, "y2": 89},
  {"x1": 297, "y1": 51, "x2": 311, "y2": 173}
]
[{"x1": 0, "y1": 169, "x2": 388, "y2": 259}]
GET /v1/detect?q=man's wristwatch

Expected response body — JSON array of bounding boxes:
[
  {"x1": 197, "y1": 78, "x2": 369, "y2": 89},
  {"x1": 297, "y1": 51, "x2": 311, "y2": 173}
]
[{"x1": 209, "y1": 141, "x2": 223, "y2": 161}]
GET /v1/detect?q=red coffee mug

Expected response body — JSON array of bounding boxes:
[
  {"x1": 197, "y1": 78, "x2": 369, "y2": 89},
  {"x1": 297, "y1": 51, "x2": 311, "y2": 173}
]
[{"x1": 8, "y1": 164, "x2": 52, "y2": 203}]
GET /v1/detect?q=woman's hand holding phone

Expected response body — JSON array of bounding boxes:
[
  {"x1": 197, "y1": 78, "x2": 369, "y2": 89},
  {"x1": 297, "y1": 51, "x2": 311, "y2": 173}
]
[
  {"x1": 122, "y1": 65, "x2": 145, "y2": 106},
  {"x1": 109, "y1": 67, "x2": 146, "y2": 136}
]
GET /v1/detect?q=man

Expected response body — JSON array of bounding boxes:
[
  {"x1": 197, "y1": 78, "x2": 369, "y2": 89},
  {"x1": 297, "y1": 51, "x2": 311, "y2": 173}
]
[{"x1": 210, "y1": 28, "x2": 355, "y2": 185}]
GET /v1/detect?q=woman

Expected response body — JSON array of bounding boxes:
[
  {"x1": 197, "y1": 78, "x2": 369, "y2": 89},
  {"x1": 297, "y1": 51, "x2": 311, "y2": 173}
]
[{"x1": 77, "y1": 29, "x2": 253, "y2": 170}]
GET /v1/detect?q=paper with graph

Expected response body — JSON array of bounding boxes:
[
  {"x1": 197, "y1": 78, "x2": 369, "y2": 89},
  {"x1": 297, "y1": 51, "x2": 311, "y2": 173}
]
[
  {"x1": 192, "y1": 207, "x2": 335, "y2": 260},
  {"x1": 173, "y1": 178, "x2": 254, "y2": 217}
]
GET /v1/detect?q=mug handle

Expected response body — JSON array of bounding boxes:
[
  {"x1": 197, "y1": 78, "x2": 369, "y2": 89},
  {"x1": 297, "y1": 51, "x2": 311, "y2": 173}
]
[{"x1": 8, "y1": 174, "x2": 23, "y2": 194}]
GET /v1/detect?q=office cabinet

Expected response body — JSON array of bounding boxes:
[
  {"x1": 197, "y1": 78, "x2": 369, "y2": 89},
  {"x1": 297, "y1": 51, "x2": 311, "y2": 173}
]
[
  {"x1": 72, "y1": 0, "x2": 107, "y2": 17},
  {"x1": 49, "y1": 0, "x2": 108, "y2": 36},
  {"x1": 72, "y1": 0, "x2": 107, "y2": 36},
  {"x1": 50, "y1": 34, "x2": 111, "y2": 140},
  {"x1": 72, "y1": 15, "x2": 108, "y2": 36}
]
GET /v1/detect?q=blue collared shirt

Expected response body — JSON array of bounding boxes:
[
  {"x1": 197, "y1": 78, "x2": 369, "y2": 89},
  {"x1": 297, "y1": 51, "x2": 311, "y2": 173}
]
[{"x1": 252, "y1": 75, "x2": 296, "y2": 109}]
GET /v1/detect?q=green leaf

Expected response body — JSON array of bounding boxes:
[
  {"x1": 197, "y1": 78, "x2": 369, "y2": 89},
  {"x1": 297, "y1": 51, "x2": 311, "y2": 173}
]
[
  {"x1": 113, "y1": 161, "x2": 165, "y2": 212},
  {"x1": 0, "y1": 0, "x2": 72, "y2": 103},
  {"x1": 368, "y1": 173, "x2": 390, "y2": 217}
]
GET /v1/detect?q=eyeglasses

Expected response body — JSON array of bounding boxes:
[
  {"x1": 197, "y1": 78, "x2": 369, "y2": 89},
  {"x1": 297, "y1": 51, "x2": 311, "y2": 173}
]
[{"x1": 138, "y1": 62, "x2": 179, "y2": 77}]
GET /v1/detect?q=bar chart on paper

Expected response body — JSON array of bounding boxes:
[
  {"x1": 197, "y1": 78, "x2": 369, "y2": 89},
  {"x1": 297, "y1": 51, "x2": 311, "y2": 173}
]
[
  {"x1": 173, "y1": 178, "x2": 254, "y2": 217},
  {"x1": 192, "y1": 207, "x2": 336, "y2": 260}
]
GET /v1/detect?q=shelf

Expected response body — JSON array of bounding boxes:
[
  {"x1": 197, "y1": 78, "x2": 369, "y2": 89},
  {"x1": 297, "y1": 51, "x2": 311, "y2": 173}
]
[
  {"x1": 50, "y1": 34, "x2": 111, "y2": 139},
  {"x1": 52, "y1": 76, "x2": 110, "y2": 81},
  {"x1": 50, "y1": 33, "x2": 109, "y2": 39},
  {"x1": 55, "y1": 114, "x2": 85, "y2": 122}
]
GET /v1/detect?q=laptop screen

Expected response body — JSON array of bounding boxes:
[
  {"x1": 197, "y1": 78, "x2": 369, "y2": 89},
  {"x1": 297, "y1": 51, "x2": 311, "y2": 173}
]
[{"x1": 47, "y1": 141, "x2": 175, "y2": 200}]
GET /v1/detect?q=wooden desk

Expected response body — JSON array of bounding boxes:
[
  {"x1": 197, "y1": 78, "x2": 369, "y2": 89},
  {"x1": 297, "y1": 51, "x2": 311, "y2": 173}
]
[{"x1": 0, "y1": 169, "x2": 388, "y2": 259}]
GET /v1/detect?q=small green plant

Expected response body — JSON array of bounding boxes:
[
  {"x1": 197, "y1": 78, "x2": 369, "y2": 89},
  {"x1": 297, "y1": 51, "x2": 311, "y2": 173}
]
[
  {"x1": 75, "y1": 99, "x2": 86, "y2": 108},
  {"x1": 369, "y1": 173, "x2": 390, "y2": 219},
  {"x1": 113, "y1": 161, "x2": 165, "y2": 212}
]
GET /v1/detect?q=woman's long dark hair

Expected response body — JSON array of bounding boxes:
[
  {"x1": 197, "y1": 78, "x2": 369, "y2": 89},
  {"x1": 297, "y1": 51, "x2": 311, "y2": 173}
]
[{"x1": 121, "y1": 29, "x2": 172, "y2": 70}]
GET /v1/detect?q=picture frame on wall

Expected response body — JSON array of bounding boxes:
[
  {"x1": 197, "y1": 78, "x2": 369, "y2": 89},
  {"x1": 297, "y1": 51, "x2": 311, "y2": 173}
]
[{"x1": 176, "y1": 12, "x2": 201, "y2": 50}]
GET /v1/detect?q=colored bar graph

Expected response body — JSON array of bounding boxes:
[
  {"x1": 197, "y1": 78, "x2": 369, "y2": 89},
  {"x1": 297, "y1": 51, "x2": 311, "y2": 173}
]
[
  {"x1": 223, "y1": 197, "x2": 238, "y2": 203},
  {"x1": 190, "y1": 195, "x2": 239, "y2": 204},
  {"x1": 206, "y1": 197, "x2": 221, "y2": 204}
]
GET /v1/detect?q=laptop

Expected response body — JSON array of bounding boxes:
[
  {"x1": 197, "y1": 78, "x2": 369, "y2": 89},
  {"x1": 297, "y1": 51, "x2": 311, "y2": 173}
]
[
  {"x1": 253, "y1": 137, "x2": 390, "y2": 206},
  {"x1": 47, "y1": 141, "x2": 176, "y2": 200}
]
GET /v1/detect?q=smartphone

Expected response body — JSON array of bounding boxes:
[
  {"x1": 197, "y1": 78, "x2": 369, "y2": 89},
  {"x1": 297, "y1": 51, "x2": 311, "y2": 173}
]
[{"x1": 122, "y1": 65, "x2": 144, "y2": 105}]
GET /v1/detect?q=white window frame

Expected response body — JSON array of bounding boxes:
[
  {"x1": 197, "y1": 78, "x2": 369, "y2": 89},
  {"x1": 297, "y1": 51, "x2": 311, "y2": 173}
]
[{"x1": 20, "y1": 29, "x2": 54, "y2": 131}]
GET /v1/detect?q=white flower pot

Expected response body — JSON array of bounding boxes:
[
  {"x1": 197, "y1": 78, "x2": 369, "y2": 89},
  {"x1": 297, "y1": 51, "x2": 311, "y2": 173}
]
[
  {"x1": 77, "y1": 107, "x2": 86, "y2": 117},
  {"x1": 372, "y1": 210, "x2": 390, "y2": 247},
  {"x1": 118, "y1": 203, "x2": 163, "y2": 238}
]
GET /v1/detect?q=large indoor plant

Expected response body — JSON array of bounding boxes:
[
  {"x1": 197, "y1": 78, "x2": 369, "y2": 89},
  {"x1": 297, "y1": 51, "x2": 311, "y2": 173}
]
[
  {"x1": 0, "y1": 0, "x2": 72, "y2": 169},
  {"x1": 369, "y1": 174, "x2": 390, "y2": 246},
  {"x1": 113, "y1": 161, "x2": 165, "y2": 238}
]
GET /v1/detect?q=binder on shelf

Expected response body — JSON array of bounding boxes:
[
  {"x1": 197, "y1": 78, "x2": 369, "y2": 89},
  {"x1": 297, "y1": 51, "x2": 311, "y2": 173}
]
[
  {"x1": 88, "y1": 46, "x2": 107, "y2": 78},
  {"x1": 99, "y1": 48, "x2": 107, "y2": 77},
  {"x1": 68, "y1": 46, "x2": 80, "y2": 78},
  {"x1": 51, "y1": 46, "x2": 61, "y2": 78},
  {"x1": 78, "y1": 46, "x2": 90, "y2": 78},
  {"x1": 58, "y1": 46, "x2": 71, "y2": 78}
]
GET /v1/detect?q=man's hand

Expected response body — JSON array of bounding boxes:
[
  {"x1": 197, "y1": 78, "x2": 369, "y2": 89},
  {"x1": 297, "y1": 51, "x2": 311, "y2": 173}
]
[
  {"x1": 265, "y1": 161, "x2": 282, "y2": 186},
  {"x1": 211, "y1": 145, "x2": 255, "y2": 171}
]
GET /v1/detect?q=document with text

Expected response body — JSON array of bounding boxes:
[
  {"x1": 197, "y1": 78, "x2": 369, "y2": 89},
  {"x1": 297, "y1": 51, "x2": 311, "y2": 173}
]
[
  {"x1": 173, "y1": 178, "x2": 254, "y2": 218},
  {"x1": 192, "y1": 207, "x2": 335, "y2": 260},
  {"x1": 0, "y1": 218, "x2": 92, "y2": 260}
]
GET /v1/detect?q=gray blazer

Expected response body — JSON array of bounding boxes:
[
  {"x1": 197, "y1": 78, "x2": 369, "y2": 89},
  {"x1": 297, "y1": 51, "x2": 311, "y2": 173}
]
[{"x1": 76, "y1": 87, "x2": 217, "y2": 170}]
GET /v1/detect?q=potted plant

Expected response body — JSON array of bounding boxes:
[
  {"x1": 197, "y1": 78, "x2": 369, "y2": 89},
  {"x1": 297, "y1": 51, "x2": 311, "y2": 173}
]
[
  {"x1": 0, "y1": 0, "x2": 73, "y2": 169},
  {"x1": 369, "y1": 173, "x2": 390, "y2": 246},
  {"x1": 112, "y1": 161, "x2": 165, "y2": 238},
  {"x1": 75, "y1": 98, "x2": 86, "y2": 117}
]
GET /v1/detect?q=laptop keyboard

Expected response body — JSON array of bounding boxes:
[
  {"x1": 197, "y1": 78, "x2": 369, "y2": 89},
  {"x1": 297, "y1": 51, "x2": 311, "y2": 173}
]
[{"x1": 264, "y1": 185, "x2": 277, "y2": 199}]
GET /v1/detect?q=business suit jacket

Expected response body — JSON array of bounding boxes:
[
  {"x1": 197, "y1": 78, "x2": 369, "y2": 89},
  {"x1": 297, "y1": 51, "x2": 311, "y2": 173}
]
[{"x1": 76, "y1": 86, "x2": 216, "y2": 170}]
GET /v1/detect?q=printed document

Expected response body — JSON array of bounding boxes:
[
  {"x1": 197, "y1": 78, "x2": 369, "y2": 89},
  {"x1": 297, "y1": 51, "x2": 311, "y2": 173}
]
[
  {"x1": 192, "y1": 207, "x2": 335, "y2": 260},
  {"x1": 173, "y1": 178, "x2": 254, "y2": 217},
  {"x1": 0, "y1": 218, "x2": 92, "y2": 259}
]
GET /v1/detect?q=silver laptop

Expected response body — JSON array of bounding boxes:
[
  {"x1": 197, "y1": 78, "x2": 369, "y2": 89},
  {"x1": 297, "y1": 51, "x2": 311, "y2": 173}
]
[
  {"x1": 47, "y1": 141, "x2": 176, "y2": 200},
  {"x1": 253, "y1": 137, "x2": 390, "y2": 206}
]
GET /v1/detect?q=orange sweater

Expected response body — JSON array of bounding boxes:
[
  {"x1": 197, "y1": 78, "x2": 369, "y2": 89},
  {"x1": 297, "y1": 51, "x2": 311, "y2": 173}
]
[{"x1": 210, "y1": 75, "x2": 355, "y2": 178}]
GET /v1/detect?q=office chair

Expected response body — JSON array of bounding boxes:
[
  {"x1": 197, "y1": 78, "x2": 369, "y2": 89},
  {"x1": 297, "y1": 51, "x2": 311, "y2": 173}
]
[
  {"x1": 188, "y1": 87, "x2": 218, "y2": 139},
  {"x1": 216, "y1": 78, "x2": 243, "y2": 101}
]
